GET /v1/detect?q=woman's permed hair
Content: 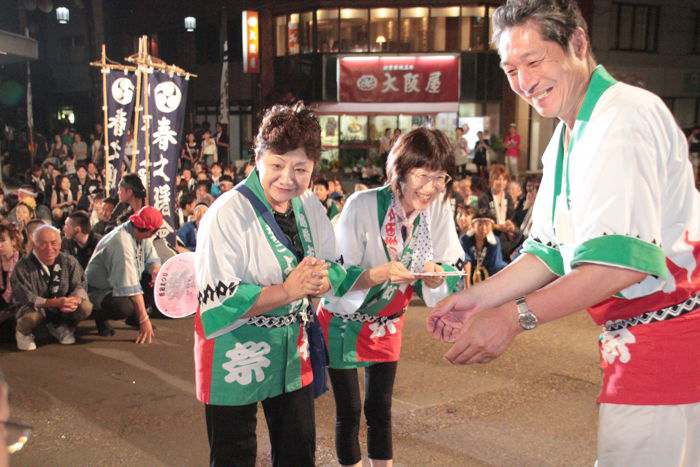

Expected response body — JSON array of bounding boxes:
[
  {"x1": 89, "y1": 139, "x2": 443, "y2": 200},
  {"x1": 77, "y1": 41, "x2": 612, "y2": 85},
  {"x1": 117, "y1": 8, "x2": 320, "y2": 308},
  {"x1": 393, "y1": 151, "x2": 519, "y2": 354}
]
[{"x1": 254, "y1": 102, "x2": 321, "y2": 163}]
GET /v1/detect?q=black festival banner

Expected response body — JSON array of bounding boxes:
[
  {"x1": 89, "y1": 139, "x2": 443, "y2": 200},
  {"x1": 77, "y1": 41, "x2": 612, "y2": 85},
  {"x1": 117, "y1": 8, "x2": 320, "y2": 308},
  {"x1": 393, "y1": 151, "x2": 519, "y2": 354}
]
[
  {"x1": 104, "y1": 70, "x2": 137, "y2": 195},
  {"x1": 139, "y1": 70, "x2": 189, "y2": 246}
]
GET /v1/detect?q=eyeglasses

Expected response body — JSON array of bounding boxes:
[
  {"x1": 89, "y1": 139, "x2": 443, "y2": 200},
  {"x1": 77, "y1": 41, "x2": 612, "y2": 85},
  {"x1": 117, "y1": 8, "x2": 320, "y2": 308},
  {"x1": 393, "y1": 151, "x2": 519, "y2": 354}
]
[
  {"x1": 2, "y1": 420, "x2": 32, "y2": 454},
  {"x1": 409, "y1": 172, "x2": 452, "y2": 188}
]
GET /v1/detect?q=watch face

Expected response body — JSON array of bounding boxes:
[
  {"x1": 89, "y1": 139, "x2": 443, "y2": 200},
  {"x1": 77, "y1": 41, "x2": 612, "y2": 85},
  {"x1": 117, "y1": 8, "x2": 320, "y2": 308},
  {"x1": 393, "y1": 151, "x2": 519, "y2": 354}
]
[{"x1": 519, "y1": 313, "x2": 538, "y2": 330}]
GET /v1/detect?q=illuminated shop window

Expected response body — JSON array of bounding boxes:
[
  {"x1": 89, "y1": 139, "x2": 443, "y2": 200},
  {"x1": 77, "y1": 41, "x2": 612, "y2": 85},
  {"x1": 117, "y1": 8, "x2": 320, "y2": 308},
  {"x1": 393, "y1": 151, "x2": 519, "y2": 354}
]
[
  {"x1": 275, "y1": 16, "x2": 286, "y2": 56},
  {"x1": 370, "y1": 8, "x2": 398, "y2": 52},
  {"x1": 317, "y1": 9, "x2": 339, "y2": 52},
  {"x1": 430, "y1": 7, "x2": 460, "y2": 52},
  {"x1": 460, "y1": 6, "x2": 487, "y2": 51},
  {"x1": 340, "y1": 9, "x2": 369, "y2": 52},
  {"x1": 400, "y1": 7, "x2": 429, "y2": 52}
]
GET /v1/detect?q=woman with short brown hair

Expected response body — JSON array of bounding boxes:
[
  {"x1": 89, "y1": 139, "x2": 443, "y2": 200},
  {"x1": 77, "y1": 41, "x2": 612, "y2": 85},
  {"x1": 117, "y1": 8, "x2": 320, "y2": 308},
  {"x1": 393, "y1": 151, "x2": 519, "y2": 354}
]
[{"x1": 318, "y1": 127, "x2": 465, "y2": 467}]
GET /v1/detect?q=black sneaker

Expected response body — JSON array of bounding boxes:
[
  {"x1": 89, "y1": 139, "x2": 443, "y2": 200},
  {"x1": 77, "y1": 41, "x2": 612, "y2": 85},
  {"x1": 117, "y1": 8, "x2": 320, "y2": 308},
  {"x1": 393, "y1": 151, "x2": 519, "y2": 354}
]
[
  {"x1": 124, "y1": 315, "x2": 157, "y2": 330},
  {"x1": 124, "y1": 314, "x2": 139, "y2": 328},
  {"x1": 96, "y1": 320, "x2": 115, "y2": 337}
]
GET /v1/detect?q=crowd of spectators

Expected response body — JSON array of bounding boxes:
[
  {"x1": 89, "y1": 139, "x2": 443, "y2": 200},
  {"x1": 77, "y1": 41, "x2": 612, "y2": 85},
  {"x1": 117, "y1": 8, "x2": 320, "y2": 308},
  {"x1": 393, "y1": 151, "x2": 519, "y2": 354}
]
[{"x1": 2, "y1": 116, "x2": 699, "y2": 351}]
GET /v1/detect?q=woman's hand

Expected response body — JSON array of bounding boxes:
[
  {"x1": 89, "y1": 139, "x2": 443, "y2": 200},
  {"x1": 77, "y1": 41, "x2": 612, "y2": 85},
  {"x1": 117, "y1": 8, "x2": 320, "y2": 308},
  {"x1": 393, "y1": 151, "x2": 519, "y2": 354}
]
[
  {"x1": 386, "y1": 261, "x2": 415, "y2": 284},
  {"x1": 419, "y1": 261, "x2": 444, "y2": 289},
  {"x1": 282, "y1": 257, "x2": 330, "y2": 301}
]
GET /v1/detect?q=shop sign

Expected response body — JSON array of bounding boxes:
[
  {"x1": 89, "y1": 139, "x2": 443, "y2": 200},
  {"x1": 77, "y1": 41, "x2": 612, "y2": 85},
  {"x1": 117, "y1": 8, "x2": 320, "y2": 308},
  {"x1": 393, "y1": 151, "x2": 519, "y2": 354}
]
[
  {"x1": 242, "y1": 11, "x2": 260, "y2": 73},
  {"x1": 339, "y1": 55, "x2": 459, "y2": 103}
]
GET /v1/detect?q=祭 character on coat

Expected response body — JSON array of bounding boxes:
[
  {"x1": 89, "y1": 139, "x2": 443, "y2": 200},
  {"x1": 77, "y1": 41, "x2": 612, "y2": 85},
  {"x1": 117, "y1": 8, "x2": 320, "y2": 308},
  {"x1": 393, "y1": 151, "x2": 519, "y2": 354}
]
[
  {"x1": 427, "y1": 1, "x2": 700, "y2": 466},
  {"x1": 318, "y1": 127, "x2": 465, "y2": 467},
  {"x1": 193, "y1": 104, "x2": 361, "y2": 467}
]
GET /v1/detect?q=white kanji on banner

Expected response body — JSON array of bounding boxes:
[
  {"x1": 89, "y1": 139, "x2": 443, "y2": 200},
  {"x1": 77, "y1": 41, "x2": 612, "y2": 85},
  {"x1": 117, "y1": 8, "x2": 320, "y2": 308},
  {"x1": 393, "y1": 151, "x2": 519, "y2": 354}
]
[
  {"x1": 108, "y1": 108, "x2": 128, "y2": 137},
  {"x1": 151, "y1": 153, "x2": 170, "y2": 182},
  {"x1": 152, "y1": 117, "x2": 178, "y2": 152},
  {"x1": 152, "y1": 184, "x2": 172, "y2": 216}
]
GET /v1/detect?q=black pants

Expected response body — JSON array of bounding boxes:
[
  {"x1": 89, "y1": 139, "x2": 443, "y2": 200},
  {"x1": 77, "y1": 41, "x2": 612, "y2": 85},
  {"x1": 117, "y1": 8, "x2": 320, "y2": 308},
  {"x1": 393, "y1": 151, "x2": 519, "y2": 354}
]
[
  {"x1": 92, "y1": 294, "x2": 136, "y2": 323},
  {"x1": 204, "y1": 385, "x2": 315, "y2": 467},
  {"x1": 328, "y1": 361, "x2": 398, "y2": 464}
]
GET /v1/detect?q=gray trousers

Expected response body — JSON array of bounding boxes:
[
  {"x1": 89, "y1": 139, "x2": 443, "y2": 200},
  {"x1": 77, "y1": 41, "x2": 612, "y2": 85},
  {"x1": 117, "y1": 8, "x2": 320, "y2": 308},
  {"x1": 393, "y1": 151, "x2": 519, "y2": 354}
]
[{"x1": 15, "y1": 299, "x2": 93, "y2": 335}]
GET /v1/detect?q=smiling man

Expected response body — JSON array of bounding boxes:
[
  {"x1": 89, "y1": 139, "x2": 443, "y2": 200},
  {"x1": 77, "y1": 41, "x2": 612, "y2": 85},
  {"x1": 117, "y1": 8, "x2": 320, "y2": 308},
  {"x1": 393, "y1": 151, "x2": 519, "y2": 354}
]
[{"x1": 427, "y1": 1, "x2": 700, "y2": 465}]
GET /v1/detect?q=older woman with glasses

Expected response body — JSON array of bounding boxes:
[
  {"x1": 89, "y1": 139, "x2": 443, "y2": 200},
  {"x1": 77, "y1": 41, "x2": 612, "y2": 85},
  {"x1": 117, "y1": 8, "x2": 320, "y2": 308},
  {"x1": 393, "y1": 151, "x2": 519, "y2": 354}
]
[{"x1": 318, "y1": 127, "x2": 464, "y2": 467}]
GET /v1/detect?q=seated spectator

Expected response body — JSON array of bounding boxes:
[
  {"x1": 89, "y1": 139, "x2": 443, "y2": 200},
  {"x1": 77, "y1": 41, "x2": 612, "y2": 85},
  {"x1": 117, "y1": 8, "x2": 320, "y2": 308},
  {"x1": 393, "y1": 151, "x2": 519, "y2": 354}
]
[
  {"x1": 0, "y1": 223, "x2": 22, "y2": 335},
  {"x1": 175, "y1": 191, "x2": 196, "y2": 230},
  {"x1": 71, "y1": 132, "x2": 88, "y2": 163},
  {"x1": 92, "y1": 196, "x2": 118, "y2": 236},
  {"x1": 453, "y1": 177, "x2": 479, "y2": 208},
  {"x1": 76, "y1": 181, "x2": 101, "y2": 212},
  {"x1": 353, "y1": 183, "x2": 368, "y2": 192},
  {"x1": 50, "y1": 175, "x2": 76, "y2": 225},
  {"x1": 28, "y1": 164, "x2": 45, "y2": 194},
  {"x1": 70, "y1": 164, "x2": 91, "y2": 200},
  {"x1": 63, "y1": 152, "x2": 76, "y2": 176},
  {"x1": 195, "y1": 180, "x2": 215, "y2": 206},
  {"x1": 196, "y1": 171, "x2": 210, "y2": 183},
  {"x1": 23, "y1": 219, "x2": 47, "y2": 256},
  {"x1": 86, "y1": 206, "x2": 161, "y2": 343},
  {"x1": 86, "y1": 161, "x2": 102, "y2": 186},
  {"x1": 181, "y1": 168, "x2": 196, "y2": 192},
  {"x1": 0, "y1": 189, "x2": 6, "y2": 218},
  {"x1": 508, "y1": 178, "x2": 523, "y2": 210},
  {"x1": 478, "y1": 164, "x2": 520, "y2": 259},
  {"x1": 8, "y1": 186, "x2": 51, "y2": 224},
  {"x1": 62, "y1": 211, "x2": 102, "y2": 270},
  {"x1": 12, "y1": 225, "x2": 92, "y2": 351},
  {"x1": 176, "y1": 203, "x2": 207, "y2": 252},
  {"x1": 455, "y1": 205, "x2": 476, "y2": 236},
  {"x1": 218, "y1": 174, "x2": 234, "y2": 194},
  {"x1": 312, "y1": 178, "x2": 340, "y2": 219},
  {"x1": 109, "y1": 173, "x2": 146, "y2": 229},
  {"x1": 209, "y1": 163, "x2": 223, "y2": 197},
  {"x1": 45, "y1": 134, "x2": 66, "y2": 168},
  {"x1": 14, "y1": 202, "x2": 35, "y2": 232},
  {"x1": 460, "y1": 211, "x2": 507, "y2": 286}
]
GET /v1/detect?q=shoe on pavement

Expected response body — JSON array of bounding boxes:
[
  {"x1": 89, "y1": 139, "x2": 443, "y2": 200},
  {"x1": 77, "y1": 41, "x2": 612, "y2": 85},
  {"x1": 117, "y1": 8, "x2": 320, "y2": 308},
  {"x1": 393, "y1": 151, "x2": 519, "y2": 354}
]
[
  {"x1": 15, "y1": 331, "x2": 37, "y2": 351},
  {"x1": 96, "y1": 320, "x2": 115, "y2": 337},
  {"x1": 47, "y1": 323, "x2": 76, "y2": 345}
]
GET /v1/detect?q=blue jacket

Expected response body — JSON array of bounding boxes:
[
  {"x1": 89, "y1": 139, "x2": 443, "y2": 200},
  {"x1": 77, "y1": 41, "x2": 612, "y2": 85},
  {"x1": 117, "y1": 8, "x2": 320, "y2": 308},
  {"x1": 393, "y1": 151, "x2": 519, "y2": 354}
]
[{"x1": 460, "y1": 232, "x2": 507, "y2": 276}]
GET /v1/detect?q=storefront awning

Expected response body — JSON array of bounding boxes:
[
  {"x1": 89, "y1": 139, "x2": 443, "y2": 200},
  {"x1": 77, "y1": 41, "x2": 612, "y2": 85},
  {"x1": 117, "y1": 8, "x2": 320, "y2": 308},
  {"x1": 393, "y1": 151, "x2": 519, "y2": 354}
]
[
  {"x1": 0, "y1": 29, "x2": 38, "y2": 64},
  {"x1": 311, "y1": 101, "x2": 459, "y2": 115}
]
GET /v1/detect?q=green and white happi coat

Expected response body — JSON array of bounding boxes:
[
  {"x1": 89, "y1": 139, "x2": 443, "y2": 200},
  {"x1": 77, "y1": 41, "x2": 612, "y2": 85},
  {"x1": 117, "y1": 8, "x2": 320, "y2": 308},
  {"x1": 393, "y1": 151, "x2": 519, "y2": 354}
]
[
  {"x1": 319, "y1": 186, "x2": 465, "y2": 369},
  {"x1": 194, "y1": 171, "x2": 361, "y2": 406}
]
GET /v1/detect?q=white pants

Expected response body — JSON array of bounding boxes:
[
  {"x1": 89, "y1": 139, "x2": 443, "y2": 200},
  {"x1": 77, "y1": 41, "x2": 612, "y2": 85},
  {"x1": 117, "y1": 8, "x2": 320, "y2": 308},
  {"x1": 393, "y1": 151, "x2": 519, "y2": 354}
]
[
  {"x1": 597, "y1": 402, "x2": 700, "y2": 467},
  {"x1": 505, "y1": 155, "x2": 519, "y2": 177}
]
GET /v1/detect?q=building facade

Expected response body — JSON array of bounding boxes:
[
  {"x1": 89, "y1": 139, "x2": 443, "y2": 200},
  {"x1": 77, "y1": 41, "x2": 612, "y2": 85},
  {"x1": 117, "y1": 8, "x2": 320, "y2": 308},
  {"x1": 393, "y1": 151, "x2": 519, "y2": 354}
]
[{"x1": 263, "y1": 1, "x2": 513, "y2": 169}]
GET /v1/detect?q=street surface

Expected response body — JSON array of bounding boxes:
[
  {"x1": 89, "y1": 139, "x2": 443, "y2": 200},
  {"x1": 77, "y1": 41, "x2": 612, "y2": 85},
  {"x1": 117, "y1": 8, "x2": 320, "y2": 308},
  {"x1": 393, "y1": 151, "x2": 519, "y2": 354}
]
[{"x1": 2, "y1": 305, "x2": 602, "y2": 466}]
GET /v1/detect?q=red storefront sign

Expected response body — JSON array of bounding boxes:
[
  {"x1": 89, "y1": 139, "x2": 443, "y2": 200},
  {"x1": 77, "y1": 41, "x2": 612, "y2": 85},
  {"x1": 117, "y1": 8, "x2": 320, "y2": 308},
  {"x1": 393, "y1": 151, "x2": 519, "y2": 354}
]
[
  {"x1": 338, "y1": 55, "x2": 459, "y2": 103},
  {"x1": 242, "y1": 11, "x2": 259, "y2": 73}
]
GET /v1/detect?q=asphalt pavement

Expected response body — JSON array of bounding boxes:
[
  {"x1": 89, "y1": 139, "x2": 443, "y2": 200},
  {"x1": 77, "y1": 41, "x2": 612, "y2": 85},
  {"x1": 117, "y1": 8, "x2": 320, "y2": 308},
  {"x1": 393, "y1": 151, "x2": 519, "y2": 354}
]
[{"x1": 1, "y1": 306, "x2": 602, "y2": 466}]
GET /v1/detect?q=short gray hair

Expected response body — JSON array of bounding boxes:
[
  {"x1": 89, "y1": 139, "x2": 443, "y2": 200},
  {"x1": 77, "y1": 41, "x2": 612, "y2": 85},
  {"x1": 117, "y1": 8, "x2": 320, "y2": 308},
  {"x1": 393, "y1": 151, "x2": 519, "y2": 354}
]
[
  {"x1": 32, "y1": 224, "x2": 61, "y2": 243},
  {"x1": 491, "y1": 0, "x2": 590, "y2": 53}
]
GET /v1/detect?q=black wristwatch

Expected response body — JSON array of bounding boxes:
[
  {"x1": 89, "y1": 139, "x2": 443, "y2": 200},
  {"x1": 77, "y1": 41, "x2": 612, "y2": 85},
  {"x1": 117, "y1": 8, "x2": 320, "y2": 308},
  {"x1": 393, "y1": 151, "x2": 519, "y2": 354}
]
[{"x1": 515, "y1": 296, "x2": 538, "y2": 331}]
